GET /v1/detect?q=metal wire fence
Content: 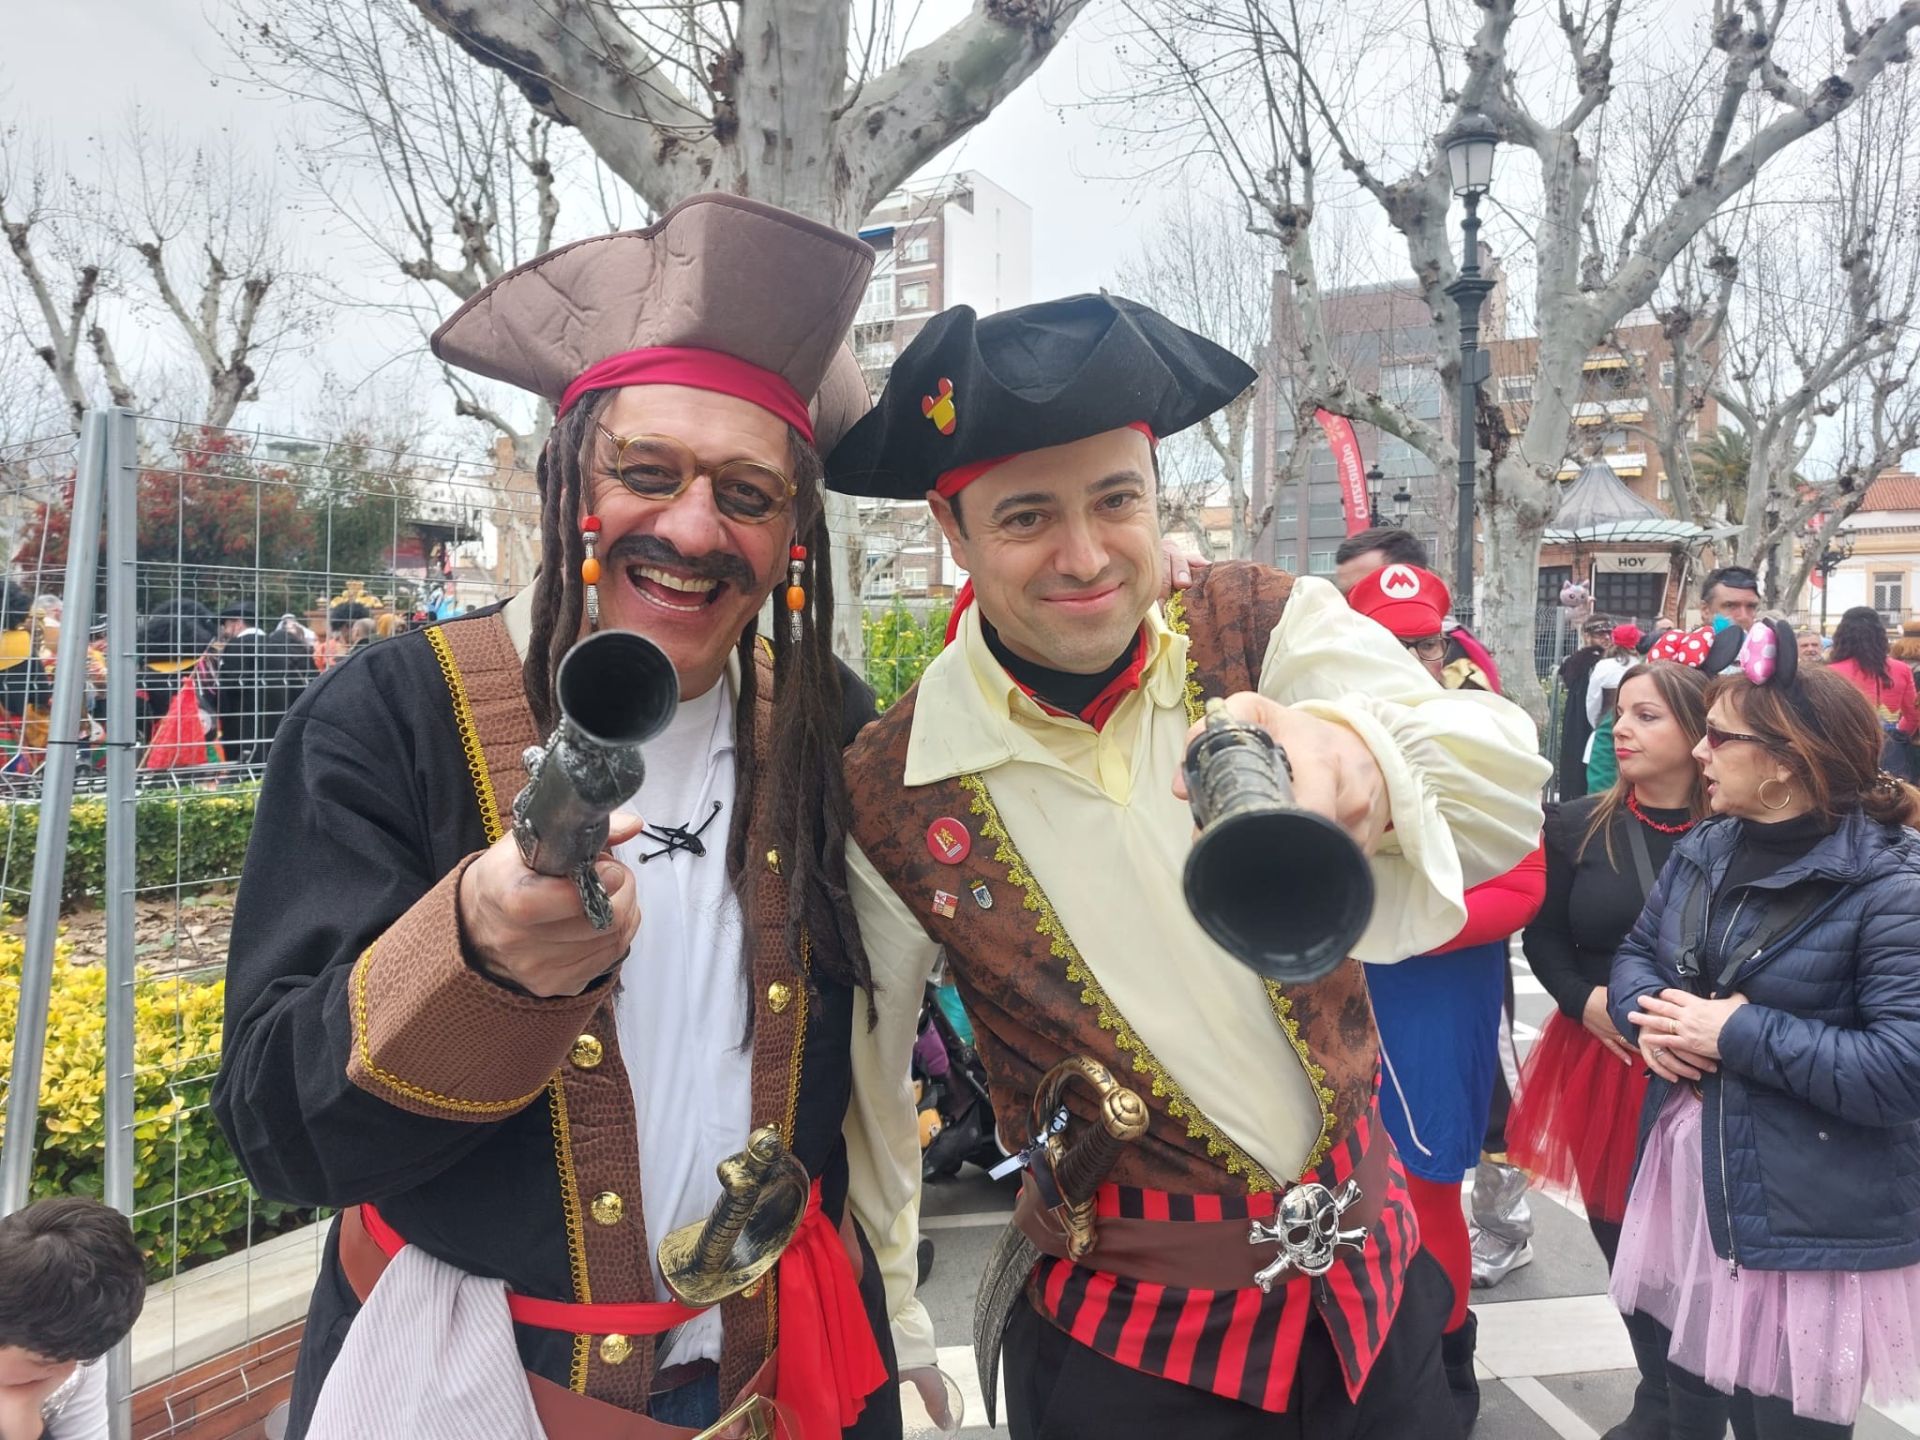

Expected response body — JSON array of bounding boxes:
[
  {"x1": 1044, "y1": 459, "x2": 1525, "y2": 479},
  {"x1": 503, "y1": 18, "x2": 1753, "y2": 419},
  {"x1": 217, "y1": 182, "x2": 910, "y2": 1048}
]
[
  {"x1": 0, "y1": 408, "x2": 542, "y2": 1439},
  {"x1": 1, "y1": 410, "x2": 1598, "y2": 1435}
]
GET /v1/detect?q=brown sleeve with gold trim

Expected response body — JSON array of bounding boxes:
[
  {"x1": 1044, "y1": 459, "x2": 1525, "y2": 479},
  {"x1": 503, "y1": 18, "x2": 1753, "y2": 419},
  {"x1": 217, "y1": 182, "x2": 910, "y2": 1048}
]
[
  {"x1": 345, "y1": 856, "x2": 614, "y2": 1120},
  {"x1": 215, "y1": 636, "x2": 583, "y2": 1208}
]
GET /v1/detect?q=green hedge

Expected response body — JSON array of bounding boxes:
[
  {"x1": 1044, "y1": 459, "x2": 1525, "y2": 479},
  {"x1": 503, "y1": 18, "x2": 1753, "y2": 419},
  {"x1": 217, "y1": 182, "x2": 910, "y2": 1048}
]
[
  {"x1": 0, "y1": 787, "x2": 258, "y2": 909},
  {"x1": 0, "y1": 938, "x2": 308, "y2": 1279},
  {"x1": 864, "y1": 603, "x2": 953, "y2": 711},
  {"x1": 0, "y1": 785, "x2": 306, "y2": 1278}
]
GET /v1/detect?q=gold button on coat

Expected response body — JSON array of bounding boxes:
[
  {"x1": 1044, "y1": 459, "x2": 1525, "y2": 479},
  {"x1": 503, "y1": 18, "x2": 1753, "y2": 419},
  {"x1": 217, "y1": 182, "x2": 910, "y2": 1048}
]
[
  {"x1": 599, "y1": 1334, "x2": 632, "y2": 1365},
  {"x1": 590, "y1": 1191, "x2": 624, "y2": 1226},
  {"x1": 766, "y1": 848, "x2": 781, "y2": 873},
  {"x1": 767, "y1": 981, "x2": 793, "y2": 1014},
  {"x1": 569, "y1": 1034, "x2": 604, "y2": 1070}
]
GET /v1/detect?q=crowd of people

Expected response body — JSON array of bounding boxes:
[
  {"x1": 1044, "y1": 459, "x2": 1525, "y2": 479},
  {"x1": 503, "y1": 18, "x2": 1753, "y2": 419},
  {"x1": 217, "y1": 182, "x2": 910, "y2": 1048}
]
[
  {"x1": 0, "y1": 589, "x2": 452, "y2": 780},
  {"x1": 1557, "y1": 568, "x2": 1920, "y2": 799},
  {"x1": 9, "y1": 193, "x2": 1920, "y2": 1440}
]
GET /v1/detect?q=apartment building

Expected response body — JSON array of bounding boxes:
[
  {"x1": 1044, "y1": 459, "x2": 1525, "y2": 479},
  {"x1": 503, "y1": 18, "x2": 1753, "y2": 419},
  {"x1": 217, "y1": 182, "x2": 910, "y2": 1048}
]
[
  {"x1": 1254, "y1": 254, "x2": 1506, "y2": 578},
  {"x1": 851, "y1": 172, "x2": 1032, "y2": 604}
]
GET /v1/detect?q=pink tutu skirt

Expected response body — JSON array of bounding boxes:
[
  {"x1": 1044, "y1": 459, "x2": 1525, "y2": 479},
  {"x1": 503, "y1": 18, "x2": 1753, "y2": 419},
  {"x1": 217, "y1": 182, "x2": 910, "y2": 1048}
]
[{"x1": 1610, "y1": 1087, "x2": 1920, "y2": 1425}]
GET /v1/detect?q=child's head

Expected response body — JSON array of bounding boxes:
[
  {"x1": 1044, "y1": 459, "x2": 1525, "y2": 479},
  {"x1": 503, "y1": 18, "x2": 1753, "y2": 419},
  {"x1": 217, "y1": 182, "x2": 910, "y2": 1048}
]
[{"x1": 0, "y1": 1198, "x2": 146, "y2": 1387}]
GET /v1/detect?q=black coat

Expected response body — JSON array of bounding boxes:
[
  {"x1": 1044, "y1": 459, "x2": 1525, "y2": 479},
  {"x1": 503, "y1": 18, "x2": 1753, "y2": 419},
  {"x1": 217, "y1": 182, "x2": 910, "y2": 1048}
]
[
  {"x1": 212, "y1": 607, "x2": 894, "y2": 1435},
  {"x1": 1556, "y1": 645, "x2": 1604, "y2": 798}
]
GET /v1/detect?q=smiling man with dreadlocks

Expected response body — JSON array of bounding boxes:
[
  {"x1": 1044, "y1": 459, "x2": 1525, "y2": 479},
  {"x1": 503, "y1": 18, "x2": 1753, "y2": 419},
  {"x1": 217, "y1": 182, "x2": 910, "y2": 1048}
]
[{"x1": 212, "y1": 196, "x2": 907, "y2": 1440}]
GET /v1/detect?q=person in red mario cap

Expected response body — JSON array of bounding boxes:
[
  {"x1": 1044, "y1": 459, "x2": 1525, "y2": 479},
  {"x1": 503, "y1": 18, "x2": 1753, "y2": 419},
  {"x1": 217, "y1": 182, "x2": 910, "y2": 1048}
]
[
  {"x1": 1347, "y1": 562, "x2": 1546, "y2": 1428},
  {"x1": 1347, "y1": 564, "x2": 1495, "y2": 693}
]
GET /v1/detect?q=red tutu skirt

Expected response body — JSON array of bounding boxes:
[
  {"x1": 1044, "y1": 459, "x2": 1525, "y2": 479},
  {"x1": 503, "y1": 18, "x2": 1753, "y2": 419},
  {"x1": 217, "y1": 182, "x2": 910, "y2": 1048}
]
[{"x1": 1507, "y1": 1010, "x2": 1648, "y2": 1223}]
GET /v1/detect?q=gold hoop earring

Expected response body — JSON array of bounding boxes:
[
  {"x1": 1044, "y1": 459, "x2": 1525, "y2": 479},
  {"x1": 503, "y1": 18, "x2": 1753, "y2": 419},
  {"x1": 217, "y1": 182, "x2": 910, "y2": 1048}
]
[{"x1": 1759, "y1": 777, "x2": 1794, "y2": 811}]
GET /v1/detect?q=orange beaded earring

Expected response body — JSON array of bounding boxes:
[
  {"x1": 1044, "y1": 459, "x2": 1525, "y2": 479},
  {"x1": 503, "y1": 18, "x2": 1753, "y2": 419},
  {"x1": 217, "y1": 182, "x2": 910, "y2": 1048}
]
[
  {"x1": 785, "y1": 543, "x2": 806, "y2": 642},
  {"x1": 581, "y1": 515, "x2": 603, "y2": 631}
]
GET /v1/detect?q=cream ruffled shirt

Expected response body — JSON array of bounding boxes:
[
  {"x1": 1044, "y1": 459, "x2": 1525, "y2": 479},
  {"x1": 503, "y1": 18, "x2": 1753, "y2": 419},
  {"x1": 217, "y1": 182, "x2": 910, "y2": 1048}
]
[{"x1": 843, "y1": 576, "x2": 1550, "y2": 1368}]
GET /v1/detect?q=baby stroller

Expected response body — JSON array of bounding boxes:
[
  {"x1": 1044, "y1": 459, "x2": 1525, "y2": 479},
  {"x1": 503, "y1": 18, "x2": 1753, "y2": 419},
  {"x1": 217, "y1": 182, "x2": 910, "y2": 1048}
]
[{"x1": 913, "y1": 969, "x2": 1003, "y2": 1182}]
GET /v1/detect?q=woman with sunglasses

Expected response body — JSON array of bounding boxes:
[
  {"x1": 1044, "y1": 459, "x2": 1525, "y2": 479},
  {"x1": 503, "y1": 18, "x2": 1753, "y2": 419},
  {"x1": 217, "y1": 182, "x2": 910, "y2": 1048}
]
[
  {"x1": 1609, "y1": 623, "x2": 1920, "y2": 1438},
  {"x1": 1511, "y1": 655, "x2": 1711, "y2": 1440}
]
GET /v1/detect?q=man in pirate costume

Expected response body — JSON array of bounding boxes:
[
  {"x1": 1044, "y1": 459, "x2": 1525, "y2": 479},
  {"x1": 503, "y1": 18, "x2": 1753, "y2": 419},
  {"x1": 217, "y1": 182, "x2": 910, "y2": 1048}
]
[
  {"x1": 829, "y1": 294, "x2": 1549, "y2": 1437},
  {"x1": 213, "y1": 195, "x2": 906, "y2": 1439}
]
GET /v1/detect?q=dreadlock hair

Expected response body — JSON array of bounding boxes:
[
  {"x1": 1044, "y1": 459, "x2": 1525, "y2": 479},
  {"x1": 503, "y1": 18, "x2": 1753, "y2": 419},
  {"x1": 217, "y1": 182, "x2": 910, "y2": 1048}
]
[{"x1": 521, "y1": 390, "x2": 874, "y2": 1016}]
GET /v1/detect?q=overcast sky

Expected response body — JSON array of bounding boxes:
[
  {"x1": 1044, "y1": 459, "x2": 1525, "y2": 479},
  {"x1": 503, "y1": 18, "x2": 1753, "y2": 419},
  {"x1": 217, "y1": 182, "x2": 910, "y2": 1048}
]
[{"x1": 3, "y1": 0, "x2": 1195, "y2": 442}]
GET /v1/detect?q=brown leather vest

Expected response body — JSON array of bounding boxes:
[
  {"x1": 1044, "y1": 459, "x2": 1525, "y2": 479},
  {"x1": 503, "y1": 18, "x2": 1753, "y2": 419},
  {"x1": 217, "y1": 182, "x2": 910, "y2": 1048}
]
[
  {"x1": 429, "y1": 614, "x2": 833, "y2": 1409},
  {"x1": 843, "y1": 562, "x2": 1380, "y2": 1195}
]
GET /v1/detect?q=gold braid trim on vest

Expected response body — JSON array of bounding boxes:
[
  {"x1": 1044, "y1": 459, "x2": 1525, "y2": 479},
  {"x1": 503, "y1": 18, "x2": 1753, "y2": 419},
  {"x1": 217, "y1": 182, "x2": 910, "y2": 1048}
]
[
  {"x1": 956, "y1": 772, "x2": 1285, "y2": 1190},
  {"x1": 427, "y1": 618, "x2": 598, "y2": 1391},
  {"x1": 947, "y1": 579, "x2": 1339, "y2": 1186}
]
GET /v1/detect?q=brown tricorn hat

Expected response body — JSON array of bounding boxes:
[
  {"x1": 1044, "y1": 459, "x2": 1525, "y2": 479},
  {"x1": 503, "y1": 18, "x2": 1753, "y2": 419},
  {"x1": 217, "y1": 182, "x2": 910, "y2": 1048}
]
[{"x1": 431, "y1": 194, "x2": 875, "y2": 450}]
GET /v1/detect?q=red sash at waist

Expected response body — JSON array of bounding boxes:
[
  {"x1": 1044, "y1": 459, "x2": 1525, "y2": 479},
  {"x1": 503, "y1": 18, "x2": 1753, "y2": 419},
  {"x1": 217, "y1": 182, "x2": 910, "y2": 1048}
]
[
  {"x1": 354, "y1": 1180, "x2": 886, "y2": 1439},
  {"x1": 360, "y1": 1201, "x2": 703, "y2": 1336}
]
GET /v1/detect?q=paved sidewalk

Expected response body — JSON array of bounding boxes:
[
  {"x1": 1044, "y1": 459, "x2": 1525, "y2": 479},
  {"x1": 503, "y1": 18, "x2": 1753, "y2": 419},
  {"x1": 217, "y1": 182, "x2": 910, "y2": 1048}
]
[{"x1": 904, "y1": 961, "x2": 1920, "y2": 1439}]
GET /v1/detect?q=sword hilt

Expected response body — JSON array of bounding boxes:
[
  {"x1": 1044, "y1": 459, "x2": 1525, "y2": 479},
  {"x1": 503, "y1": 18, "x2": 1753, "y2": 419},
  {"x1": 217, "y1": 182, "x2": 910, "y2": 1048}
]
[
  {"x1": 1032, "y1": 1056, "x2": 1149, "y2": 1261},
  {"x1": 658, "y1": 1125, "x2": 808, "y2": 1308},
  {"x1": 693, "y1": 1128, "x2": 782, "y2": 1272}
]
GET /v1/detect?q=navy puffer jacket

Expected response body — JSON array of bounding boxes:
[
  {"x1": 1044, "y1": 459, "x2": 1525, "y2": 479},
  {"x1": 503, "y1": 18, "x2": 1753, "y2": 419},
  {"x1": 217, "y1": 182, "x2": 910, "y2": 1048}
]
[{"x1": 1609, "y1": 809, "x2": 1920, "y2": 1273}]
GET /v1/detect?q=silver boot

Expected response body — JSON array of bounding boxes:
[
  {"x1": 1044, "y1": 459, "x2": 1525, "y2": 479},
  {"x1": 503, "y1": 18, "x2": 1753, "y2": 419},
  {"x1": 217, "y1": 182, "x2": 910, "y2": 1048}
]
[{"x1": 1469, "y1": 1155, "x2": 1534, "y2": 1288}]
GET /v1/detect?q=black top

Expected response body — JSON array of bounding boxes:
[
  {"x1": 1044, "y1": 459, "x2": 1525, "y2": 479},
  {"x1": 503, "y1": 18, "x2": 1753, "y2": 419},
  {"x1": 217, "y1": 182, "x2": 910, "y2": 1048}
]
[
  {"x1": 0, "y1": 650, "x2": 50, "y2": 721},
  {"x1": 1719, "y1": 811, "x2": 1834, "y2": 894},
  {"x1": 1524, "y1": 792, "x2": 1695, "y2": 1018},
  {"x1": 981, "y1": 615, "x2": 1136, "y2": 716},
  {"x1": 1556, "y1": 646, "x2": 1604, "y2": 787}
]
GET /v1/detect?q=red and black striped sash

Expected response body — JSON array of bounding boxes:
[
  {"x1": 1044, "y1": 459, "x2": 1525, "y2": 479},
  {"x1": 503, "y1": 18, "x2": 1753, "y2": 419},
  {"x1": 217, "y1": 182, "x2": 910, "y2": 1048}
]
[{"x1": 1026, "y1": 1106, "x2": 1420, "y2": 1410}]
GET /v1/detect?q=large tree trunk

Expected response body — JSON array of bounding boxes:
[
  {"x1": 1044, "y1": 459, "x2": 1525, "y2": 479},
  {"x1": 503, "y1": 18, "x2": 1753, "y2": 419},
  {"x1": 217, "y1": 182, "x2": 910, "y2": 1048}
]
[{"x1": 410, "y1": 0, "x2": 1103, "y2": 665}]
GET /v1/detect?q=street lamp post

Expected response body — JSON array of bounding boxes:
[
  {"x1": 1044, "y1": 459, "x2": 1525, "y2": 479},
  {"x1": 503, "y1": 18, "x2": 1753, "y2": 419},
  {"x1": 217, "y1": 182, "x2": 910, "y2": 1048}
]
[
  {"x1": 1366, "y1": 462, "x2": 1385, "y2": 529},
  {"x1": 1443, "y1": 113, "x2": 1499, "y2": 622},
  {"x1": 1815, "y1": 533, "x2": 1854, "y2": 633}
]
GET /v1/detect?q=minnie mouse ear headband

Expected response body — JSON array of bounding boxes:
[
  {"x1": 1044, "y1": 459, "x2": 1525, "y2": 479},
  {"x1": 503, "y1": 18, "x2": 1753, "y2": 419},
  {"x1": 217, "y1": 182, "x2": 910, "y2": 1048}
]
[
  {"x1": 1649, "y1": 624, "x2": 1714, "y2": 666},
  {"x1": 1696, "y1": 617, "x2": 1799, "y2": 687}
]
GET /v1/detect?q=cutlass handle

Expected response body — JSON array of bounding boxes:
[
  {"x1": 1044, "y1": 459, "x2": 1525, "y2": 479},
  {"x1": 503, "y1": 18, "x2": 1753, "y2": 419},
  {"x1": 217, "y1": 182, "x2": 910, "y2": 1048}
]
[
  {"x1": 1033, "y1": 1056, "x2": 1149, "y2": 1260},
  {"x1": 693, "y1": 1127, "x2": 783, "y2": 1272}
]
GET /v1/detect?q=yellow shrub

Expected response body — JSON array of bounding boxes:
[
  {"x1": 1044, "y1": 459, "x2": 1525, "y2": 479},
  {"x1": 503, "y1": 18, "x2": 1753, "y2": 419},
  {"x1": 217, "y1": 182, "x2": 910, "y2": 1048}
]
[{"x1": 0, "y1": 935, "x2": 298, "y2": 1276}]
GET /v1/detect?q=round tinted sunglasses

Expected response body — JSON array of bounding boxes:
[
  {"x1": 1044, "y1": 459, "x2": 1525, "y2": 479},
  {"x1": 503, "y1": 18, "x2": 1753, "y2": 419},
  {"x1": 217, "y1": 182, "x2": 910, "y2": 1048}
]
[{"x1": 595, "y1": 424, "x2": 796, "y2": 525}]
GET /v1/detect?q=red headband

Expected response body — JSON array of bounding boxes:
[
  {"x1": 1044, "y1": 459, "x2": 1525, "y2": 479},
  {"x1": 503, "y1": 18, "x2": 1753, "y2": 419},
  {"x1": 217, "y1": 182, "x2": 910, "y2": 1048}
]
[
  {"x1": 557, "y1": 346, "x2": 814, "y2": 442},
  {"x1": 933, "y1": 421, "x2": 1158, "y2": 497}
]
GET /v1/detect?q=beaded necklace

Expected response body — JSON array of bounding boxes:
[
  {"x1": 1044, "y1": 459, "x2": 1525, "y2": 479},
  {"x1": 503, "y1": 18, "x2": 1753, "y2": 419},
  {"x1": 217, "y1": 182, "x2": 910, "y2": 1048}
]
[{"x1": 1626, "y1": 791, "x2": 1696, "y2": 835}]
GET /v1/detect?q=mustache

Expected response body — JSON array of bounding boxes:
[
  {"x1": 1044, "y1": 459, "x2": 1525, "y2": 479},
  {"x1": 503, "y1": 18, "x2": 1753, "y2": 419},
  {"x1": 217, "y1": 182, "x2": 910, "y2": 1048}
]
[{"x1": 602, "y1": 532, "x2": 758, "y2": 591}]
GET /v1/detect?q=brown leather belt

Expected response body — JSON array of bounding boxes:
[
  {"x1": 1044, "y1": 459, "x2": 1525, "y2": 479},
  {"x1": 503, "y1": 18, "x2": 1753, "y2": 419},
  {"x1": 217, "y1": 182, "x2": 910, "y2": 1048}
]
[
  {"x1": 650, "y1": 1359, "x2": 719, "y2": 1397},
  {"x1": 336, "y1": 1206, "x2": 772, "y2": 1439},
  {"x1": 1012, "y1": 1134, "x2": 1390, "y2": 1291}
]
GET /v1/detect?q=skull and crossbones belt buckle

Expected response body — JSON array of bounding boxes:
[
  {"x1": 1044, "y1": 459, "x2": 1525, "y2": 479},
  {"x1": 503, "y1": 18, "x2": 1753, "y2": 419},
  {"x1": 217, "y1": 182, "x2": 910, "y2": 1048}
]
[{"x1": 1247, "y1": 1177, "x2": 1370, "y2": 1291}]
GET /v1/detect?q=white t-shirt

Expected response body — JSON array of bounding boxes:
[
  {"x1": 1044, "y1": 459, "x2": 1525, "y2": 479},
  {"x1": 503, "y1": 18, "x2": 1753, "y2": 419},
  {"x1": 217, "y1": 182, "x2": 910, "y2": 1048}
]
[
  {"x1": 42, "y1": 1358, "x2": 107, "y2": 1439},
  {"x1": 609, "y1": 678, "x2": 751, "y2": 1369}
]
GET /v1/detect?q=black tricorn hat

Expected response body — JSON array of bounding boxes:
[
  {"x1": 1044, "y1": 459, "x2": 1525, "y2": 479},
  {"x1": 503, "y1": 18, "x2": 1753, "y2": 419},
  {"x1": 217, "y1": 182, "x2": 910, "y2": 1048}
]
[
  {"x1": 825, "y1": 293, "x2": 1257, "y2": 498},
  {"x1": 219, "y1": 599, "x2": 258, "y2": 623}
]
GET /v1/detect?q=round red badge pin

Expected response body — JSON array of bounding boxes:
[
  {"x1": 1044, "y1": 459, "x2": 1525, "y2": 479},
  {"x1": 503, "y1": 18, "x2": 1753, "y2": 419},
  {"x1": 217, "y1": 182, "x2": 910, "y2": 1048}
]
[{"x1": 926, "y1": 817, "x2": 971, "y2": 865}]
